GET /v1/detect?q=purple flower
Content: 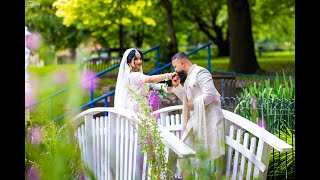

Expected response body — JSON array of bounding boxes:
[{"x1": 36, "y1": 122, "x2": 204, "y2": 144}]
[
  {"x1": 80, "y1": 70, "x2": 99, "y2": 92},
  {"x1": 27, "y1": 165, "x2": 40, "y2": 180},
  {"x1": 149, "y1": 90, "x2": 162, "y2": 111},
  {"x1": 257, "y1": 120, "x2": 267, "y2": 129},
  {"x1": 28, "y1": 126, "x2": 43, "y2": 145},
  {"x1": 25, "y1": 92, "x2": 36, "y2": 108},
  {"x1": 153, "y1": 113, "x2": 160, "y2": 119},
  {"x1": 79, "y1": 171, "x2": 86, "y2": 180}
]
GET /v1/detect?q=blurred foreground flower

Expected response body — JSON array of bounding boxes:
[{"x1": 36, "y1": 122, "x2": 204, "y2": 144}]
[
  {"x1": 25, "y1": 92, "x2": 36, "y2": 108},
  {"x1": 80, "y1": 70, "x2": 99, "y2": 92},
  {"x1": 149, "y1": 90, "x2": 162, "y2": 111},
  {"x1": 26, "y1": 31, "x2": 42, "y2": 51},
  {"x1": 28, "y1": 126, "x2": 43, "y2": 145},
  {"x1": 26, "y1": 165, "x2": 40, "y2": 180},
  {"x1": 257, "y1": 120, "x2": 267, "y2": 129},
  {"x1": 79, "y1": 171, "x2": 86, "y2": 180},
  {"x1": 53, "y1": 70, "x2": 69, "y2": 86}
]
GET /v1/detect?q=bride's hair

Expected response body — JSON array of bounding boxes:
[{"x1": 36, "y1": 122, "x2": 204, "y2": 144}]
[{"x1": 126, "y1": 49, "x2": 144, "y2": 64}]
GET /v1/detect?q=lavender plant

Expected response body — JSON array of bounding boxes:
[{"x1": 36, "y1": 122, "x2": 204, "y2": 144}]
[
  {"x1": 25, "y1": 118, "x2": 90, "y2": 180},
  {"x1": 128, "y1": 83, "x2": 171, "y2": 179}
]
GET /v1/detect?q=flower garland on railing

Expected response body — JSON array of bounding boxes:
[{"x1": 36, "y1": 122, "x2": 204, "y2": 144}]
[{"x1": 128, "y1": 82, "x2": 170, "y2": 179}]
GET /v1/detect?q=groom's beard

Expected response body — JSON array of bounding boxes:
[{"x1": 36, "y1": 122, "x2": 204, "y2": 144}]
[{"x1": 177, "y1": 70, "x2": 187, "y2": 82}]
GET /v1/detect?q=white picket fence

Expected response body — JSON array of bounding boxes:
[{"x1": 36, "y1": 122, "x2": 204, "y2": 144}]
[{"x1": 71, "y1": 105, "x2": 293, "y2": 180}]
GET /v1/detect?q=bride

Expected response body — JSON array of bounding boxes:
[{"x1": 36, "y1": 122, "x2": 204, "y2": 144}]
[{"x1": 114, "y1": 48, "x2": 177, "y2": 110}]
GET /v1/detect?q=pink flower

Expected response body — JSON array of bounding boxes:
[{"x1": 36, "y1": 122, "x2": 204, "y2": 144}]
[
  {"x1": 28, "y1": 126, "x2": 43, "y2": 145},
  {"x1": 257, "y1": 120, "x2": 267, "y2": 129},
  {"x1": 27, "y1": 165, "x2": 40, "y2": 180},
  {"x1": 79, "y1": 171, "x2": 86, "y2": 180},
  {"x1": 149, "y1": 90, "x2": 162, "y2": 111},
  {"x1": 153, "y1": 113, "x2": 160, "y2": 119},
  {"x1": 25, "y1": 92, "x2": 36, "y2": 108},
  {"x1": 26, "y1": 32, "x2": 41, "y2": 51},
  {"x1": 80, "y1": 70, "x2": 99, "y2": 92}
]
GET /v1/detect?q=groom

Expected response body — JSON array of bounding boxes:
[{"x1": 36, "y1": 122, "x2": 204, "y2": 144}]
[{"x1": 170, "y1": 52, "x2": 225, "y2": 178}]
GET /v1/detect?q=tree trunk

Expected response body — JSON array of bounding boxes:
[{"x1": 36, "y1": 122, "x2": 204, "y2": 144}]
[
  {"x1": 160, "y1": 0, "x2": 178, "y2": 62},
  {"x1": 215, "y1": 27, "x2": 230, "y2": 57},
  {"x1": 119, "y1": 24, "x2": 124, "y2": 57},
  {"x1": 227, "y1": 0, "x2": 260, "y2": 74},
  {"x1": 69, "y1": 46, "x2": 77, "y2": 61}
]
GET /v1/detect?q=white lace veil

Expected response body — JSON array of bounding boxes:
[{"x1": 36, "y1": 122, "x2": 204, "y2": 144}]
[{"x1": 114, "y1": 48, "x2": 144, "y2": 108}]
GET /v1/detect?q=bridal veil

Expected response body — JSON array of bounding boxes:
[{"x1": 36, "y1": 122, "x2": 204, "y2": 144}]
[{"x1": 114, "y1": 48, "x2": 143, "y2": 108}]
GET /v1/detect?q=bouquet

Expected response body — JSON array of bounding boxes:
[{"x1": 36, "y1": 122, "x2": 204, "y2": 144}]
[{"x1": 149, "y1": 83, "x2": 168, "y2": 100}]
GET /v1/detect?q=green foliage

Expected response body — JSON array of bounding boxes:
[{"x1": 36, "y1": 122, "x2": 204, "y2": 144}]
[
  {"x1": 128, "y1": 83, "x2": 170, "y2": 179},
  {"x1": 251, "y1": 0, "x2": 295, "y2": 48},
  {"x1": 27, "y1": 64, "x2": 87, "y2": 124},
  {"x1": 53, "y1": 0, "x2": 157, "y2": 47},
  {"x1": 267, "y1": 127, "x2": 295, "y2": 180},
  {"x1": 238, "y1": 71, "x2": 295, "y2": 100},
  {"x1": 234, "y1": 72, "x2": 295, "y2": 179},
  {"x1": 25, "y1": 118, "x2": 88, "y2": 179},
  {"x1": 234, "y1": 72, "x2": 295, "y2": 130},
  {"x1": 180, "y1": 146, "x2": 226, "y2": 179},
  {"x1": 26, "y1": 0, "x2": 91, "y2": 53}
]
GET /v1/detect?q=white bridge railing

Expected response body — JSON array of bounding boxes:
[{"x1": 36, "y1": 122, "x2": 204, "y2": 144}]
[{"x1": 71, "y1": 106, "x2": 292, "y2": 180}]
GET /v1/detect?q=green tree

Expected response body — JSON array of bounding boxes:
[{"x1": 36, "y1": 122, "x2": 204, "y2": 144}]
[
  {"x1": 250, "y1": 0, "x2": 295, "y2": 49},
  {"x1": 176, "y1": 0, "x2": 230, "y2": 57},
  {"x1": 25, "y1": 0, "x2": 91, "y2": 62},
  {"x1": 53, "y1": 0, "x2": 157, "y2": 53},
  {"x1": 159, "y1": 0, "x2": 179, "y2": 62}
]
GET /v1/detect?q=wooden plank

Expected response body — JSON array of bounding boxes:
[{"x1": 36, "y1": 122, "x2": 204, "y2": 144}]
[
  {"x1": 124, "y1": 119, "x2": 129, "y2": 178},
  {"x1": 232, "y1": 129, "x2": 242, "y2": 180},
  {"x1": 99, "y1": 117, "x2": 104, "y2": 180},
  {"x1": 120, "y1": 117, "x2": 124, "y2": 180},
  {"x1": 128, "y1": 121, "x2": 134, "y2": 180},
  {"x1": 95, "y1": 118, "x2": 100, "y2": 179},
  {"x1": 222, "y1": 109, "x2": 292, "y2": 152},
  {"x1": 225, "y1": 125, "x2": 235, "y2": 179},
  {"x1": 225, "y1": 136, "x2": 266, "y2": 173},
  {"x1": 84, "y1": 115, "x2": 94, "y2": 171},
  {"x1": 239, "y1": 133, "x2": 249, "y2": 180},
  {"x1": 159, "y1": 126, "x2": 195, "y2": 158},
  {"x1": 246, "y1": 137, "x2": 256, "y2": 180},
  {"x1": 133, "y1": 123, "x2": 138, "y2": 180},
  {"x1": 116, "y1": 114, "x2": 119, "y2": 179},
  {"x1": 107, "y1": 115, "x2": 111, "y2": 180}
]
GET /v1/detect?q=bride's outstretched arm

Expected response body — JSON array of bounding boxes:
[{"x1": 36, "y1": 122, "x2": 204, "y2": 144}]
[{"x1": 143, "y1": 72, "x2": 177, "y2": 83}]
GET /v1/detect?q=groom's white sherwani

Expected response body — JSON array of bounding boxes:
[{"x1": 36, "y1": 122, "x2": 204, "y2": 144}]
[{"x1": 172, "y1": 64, "x2": 225, "y2": 160}]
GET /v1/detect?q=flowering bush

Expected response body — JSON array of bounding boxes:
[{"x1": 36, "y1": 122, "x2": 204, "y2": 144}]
[
  {"x1": 25, "y1": 116, "x2": 89, "y2": 180},
  {"x1": 128, "y1": 82, "x2": 171, "y2": 179},
  {"x1": 150, "y1": 83, "x2": 168, "y2": 100}
]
